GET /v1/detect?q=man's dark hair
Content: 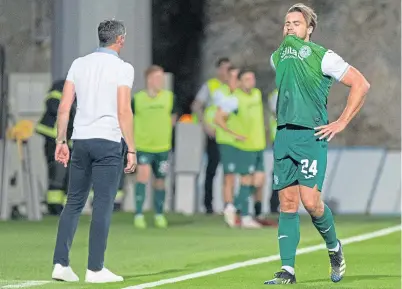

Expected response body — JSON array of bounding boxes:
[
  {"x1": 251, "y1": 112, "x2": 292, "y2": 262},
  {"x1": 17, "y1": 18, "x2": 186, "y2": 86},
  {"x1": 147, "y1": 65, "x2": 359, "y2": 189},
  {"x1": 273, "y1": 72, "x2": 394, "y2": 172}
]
[
  {"x1": 98, "y1": 19, "x2": 126, "y2": 47},
  {"x1": 238, "y1": 68, "x2": 255, "y2": 79},
  {"x1": 215, "y1": 57, "x2": 230, "y2": 68}
]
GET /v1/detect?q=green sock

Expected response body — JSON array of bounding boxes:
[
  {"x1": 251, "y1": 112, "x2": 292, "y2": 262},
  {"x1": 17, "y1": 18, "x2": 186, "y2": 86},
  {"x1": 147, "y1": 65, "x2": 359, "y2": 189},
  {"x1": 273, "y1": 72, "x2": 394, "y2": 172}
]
[
  {"x1": 237, "y1": 185, "x2": 251, "y2": 216},
  {"x1": 278, "y1": 212, "x2": 300, "y2": 268},
  {"x1": 312, "y1": 204, "x2": 338, "y2": 250},
  {"x1": 153, "y1": 189, "x2": 165, "y2": 215},
  {"x1": 135, "y1": 183, "x2": 146, "y2": 215}
]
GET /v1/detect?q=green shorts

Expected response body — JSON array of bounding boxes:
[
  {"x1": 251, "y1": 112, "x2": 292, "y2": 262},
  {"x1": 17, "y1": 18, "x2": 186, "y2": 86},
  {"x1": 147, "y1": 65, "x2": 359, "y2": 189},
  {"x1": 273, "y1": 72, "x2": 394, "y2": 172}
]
[
  {"x1": 255, "y1": 150, "x2": 265, "y2": 172},
  {"x1": 273, "y1": 125, "x2": 327, "y2": 191},
  {"x1": 219, "y1": 145, "x2": 265, "y2": 175},
  {"x1": 137, "y1": 151, "x2": 170, "y2": 179}
]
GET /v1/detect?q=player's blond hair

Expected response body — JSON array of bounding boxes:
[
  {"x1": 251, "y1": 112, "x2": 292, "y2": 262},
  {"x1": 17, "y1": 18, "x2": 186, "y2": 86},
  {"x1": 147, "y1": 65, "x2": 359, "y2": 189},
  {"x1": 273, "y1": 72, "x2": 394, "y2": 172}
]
[{"x1": 287, "y1": 3, "x2": 318, "y2": 33}]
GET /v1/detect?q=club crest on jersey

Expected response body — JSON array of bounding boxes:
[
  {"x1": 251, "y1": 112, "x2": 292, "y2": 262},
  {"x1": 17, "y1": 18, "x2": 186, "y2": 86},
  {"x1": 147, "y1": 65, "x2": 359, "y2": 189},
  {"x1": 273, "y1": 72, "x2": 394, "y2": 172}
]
[
  {"x1": 280, "y1": 45, "x2": 311, "y2": 61},
  {"x1": 299, "y1": 45, "x2": 312, "y2": 59}
]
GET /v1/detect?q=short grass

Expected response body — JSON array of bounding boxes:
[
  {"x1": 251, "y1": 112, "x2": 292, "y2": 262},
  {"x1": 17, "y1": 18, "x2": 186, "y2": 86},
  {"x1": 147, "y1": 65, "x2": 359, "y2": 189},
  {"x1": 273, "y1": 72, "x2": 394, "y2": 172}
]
[{"x1": 0, "y1": 213, "x2": 400, "y2": 289}]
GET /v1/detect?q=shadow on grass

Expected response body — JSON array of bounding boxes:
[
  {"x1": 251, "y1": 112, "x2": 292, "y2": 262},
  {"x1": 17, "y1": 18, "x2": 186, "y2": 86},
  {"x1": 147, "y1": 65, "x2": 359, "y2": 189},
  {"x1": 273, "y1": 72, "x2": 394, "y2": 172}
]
[{"x1": 301, "y1": 274, "x2": 401, "y2": 284}]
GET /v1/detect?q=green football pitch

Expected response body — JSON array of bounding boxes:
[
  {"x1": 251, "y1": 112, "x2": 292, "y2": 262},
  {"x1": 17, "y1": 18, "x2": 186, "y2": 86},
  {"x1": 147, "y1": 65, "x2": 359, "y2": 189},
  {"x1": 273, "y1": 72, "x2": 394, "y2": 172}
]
[{"x1": 0, "y1": 213, "x2": 400, "y2": 289}]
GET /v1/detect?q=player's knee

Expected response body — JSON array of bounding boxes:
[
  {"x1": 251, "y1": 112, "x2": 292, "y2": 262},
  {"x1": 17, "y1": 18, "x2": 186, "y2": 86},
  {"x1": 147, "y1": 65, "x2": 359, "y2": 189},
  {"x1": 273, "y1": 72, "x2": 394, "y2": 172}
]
[
  {"x1": 253, "y1": 173, "x2": 265, "y2": 188},
  {"x1": 280, "y1": 201, "x2": 298, "y2": 212},
  {"x1": 300, "y1": 185, "x2": 323, "y2": 216},
  {"x1": 224, "y1": 174, "x2": 235, "y2": 186},
  {"x1": 303, "y1": 198, "x2": 324, "y2": 216},
  {"x1": 136, "y1": 165, "x2": 151, "y2": 183},
  {"x1": 279, "y1": 190, "x2": 299, "y2": 212},
  {"x1": 153, "y1": 178, "x2": 165, "y2": 190},
  {"x1": 240, "y1": 175, "x2": 252, "y2": 186}
]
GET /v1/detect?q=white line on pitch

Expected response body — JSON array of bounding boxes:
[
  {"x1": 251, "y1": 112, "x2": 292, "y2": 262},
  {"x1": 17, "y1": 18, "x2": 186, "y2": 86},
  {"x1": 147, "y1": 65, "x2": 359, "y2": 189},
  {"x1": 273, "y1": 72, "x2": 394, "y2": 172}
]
[
  {"x1": 0, "y1": 281, "x2": 51, "y2": 289},
  {"x1": 122, "y1": 225, "x2": 402, "y2": 289}
]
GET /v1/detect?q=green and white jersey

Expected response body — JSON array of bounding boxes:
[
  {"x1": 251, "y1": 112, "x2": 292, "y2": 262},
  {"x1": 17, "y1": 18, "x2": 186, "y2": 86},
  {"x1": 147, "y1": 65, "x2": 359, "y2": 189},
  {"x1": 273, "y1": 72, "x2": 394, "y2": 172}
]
[
  {"x1": 213, "y1": 85, "x2": 237, "y2": 145},
  {"x1": 218, "y1": 88, "x2": 266, "y2": 151},
  {"x1": 271, "y1": 35, "x2": 350, "y2": 129}
]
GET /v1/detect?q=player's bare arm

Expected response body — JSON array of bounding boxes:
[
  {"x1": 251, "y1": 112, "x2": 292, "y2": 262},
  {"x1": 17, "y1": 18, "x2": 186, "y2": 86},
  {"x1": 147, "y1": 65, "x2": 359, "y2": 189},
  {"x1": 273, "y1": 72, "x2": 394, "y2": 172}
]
[
  {"x1": 192, "y1": 99, "x2": 215, "y2": 137},
  {"x1": 191, "y1": 99, "x2": 204, "y2": 123},
  {"x1": 315, "y1": 66, "x2": 370, "y2": 141},
  {"x1": 57, "y1": 80, "x2": 76, "y2": 142},
  {"x1": 214, "y1": 107, "x2": 245, "y2": 141},
  {"x1": 117, "y1": 85, "x2": 137, "y2": 173},
  {"x1": 55, "y1": 80, "x2": 76, "y2": 167}
]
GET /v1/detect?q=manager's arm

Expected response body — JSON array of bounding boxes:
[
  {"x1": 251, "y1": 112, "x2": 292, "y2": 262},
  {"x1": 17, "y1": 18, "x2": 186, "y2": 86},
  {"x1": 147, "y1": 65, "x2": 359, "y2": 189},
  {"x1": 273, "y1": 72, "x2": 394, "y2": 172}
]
[
  {"x1": 117, "y1": 63, "x2": 136, "y2": 152},
  {"x1": 57, "y1": 61, "x2": 77, "y2": 142}
]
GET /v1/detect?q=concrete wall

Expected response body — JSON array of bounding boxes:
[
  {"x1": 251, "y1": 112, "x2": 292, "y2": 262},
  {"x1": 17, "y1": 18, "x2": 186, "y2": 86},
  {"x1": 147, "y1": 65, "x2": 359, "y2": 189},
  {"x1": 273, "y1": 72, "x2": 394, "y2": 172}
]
[
  {"x1": 201, "y1": 0, "x2": 401, "y2": 149},
  {"x1": 0, "y1": 0, "x2": 52, "y2": 73}
]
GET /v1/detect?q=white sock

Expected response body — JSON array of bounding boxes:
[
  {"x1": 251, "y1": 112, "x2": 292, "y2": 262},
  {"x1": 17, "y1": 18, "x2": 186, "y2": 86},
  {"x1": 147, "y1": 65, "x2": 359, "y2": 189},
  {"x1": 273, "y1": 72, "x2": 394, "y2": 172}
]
[
  {"x1": 281, "y1": 266, "x2": 295, "y2": 275},
  {"x1": 329, "y1": 241, "x2": 340, "y2": 252}
]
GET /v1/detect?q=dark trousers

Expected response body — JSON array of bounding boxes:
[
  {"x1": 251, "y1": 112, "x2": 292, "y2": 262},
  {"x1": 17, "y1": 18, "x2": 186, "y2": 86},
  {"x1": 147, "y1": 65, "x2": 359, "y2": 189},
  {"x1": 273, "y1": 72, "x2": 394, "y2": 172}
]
[
  {"x1": 53, "y1": 139, "x2": 124, "y2": 271},
  {"x1": 204, "y1": 137, "x2": 220, "y2": 213},
  {"x1": 44, "y1": 137, "x2": 69, "y2": 215}
]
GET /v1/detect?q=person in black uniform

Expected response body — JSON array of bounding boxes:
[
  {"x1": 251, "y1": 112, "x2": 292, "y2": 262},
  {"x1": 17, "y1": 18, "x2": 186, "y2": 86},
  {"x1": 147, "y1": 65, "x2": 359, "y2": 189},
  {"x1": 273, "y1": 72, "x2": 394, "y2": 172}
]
[{"x1": 35, "y1": 80, "x2": 76, "y2": 215}]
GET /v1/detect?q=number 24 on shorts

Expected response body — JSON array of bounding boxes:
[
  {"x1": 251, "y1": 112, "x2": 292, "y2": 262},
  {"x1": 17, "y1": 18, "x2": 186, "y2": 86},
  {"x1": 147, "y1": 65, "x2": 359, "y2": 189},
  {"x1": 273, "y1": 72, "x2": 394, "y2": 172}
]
[{"x1": 301, "y1": 159, "x2": 318, "y2": 179}]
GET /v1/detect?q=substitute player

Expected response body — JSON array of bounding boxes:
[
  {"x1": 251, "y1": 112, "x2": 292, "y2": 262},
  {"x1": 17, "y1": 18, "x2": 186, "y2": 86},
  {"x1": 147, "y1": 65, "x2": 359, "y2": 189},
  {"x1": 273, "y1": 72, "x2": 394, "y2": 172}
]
[
  {"x1": 215, "y1": 68, "x2": 266, "y2": 229},
  {"x1": 191, "y1": 57, "x2": 231, "y2": 214},
  {"x1": 264, "y1": 3, "x2": 370, "y2": 285},
  {"x1": 212, "y1": 66, "x2": 242, "y2": 227},
  {"x1": 132, "y1": 65, "x2": 177, "y2": 229},
  {"x1": 236, "y1": 70, "x2": 267, "y2": 223}
]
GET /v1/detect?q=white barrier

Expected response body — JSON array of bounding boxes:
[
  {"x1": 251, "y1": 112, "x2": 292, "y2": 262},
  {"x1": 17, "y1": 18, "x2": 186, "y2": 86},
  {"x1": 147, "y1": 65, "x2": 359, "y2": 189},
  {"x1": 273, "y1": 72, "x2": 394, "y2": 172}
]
[
  {"x1": 4, "y1": 146, "x2": 400, "y2": 217},
  {"x1": 192, "y1": 148, "x2": 401, "y2": 215},
  {"x1": 122, "y1": 148, "x2": 400, "y2": 216}
]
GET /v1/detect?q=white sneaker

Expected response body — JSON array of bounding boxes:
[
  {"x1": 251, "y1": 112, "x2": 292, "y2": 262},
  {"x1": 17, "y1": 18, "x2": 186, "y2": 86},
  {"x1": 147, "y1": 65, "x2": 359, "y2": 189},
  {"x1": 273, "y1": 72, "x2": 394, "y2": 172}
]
[
  {"x1": 51, "y1": 264, "x2": 79, "y2": 282},
  {"x1": 85, "y1": 267, "x2": 124, "y2": 283},
  {"x1": 223, "y1": 203, "x2": 237, "y2": 227},
  {"x1": 241, "y1": 215, "x2": 262, "y2": 229}
]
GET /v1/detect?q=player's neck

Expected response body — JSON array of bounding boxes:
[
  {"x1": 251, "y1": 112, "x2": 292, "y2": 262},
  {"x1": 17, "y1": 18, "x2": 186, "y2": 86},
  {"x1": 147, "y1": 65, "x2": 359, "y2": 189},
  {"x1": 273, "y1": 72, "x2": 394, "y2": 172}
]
[
  {"x1": 105, "y1": 44, "x2": 121, "y2": 55},
  {"x1": 241, "y1": 87, "x2": 252, "y2": 94},
  {"x1": 217, "y1": 76, "x2": 226, "y2": 83},
  {"x1": 147, "y1": 88, "x2": 160, "y2": 97}
]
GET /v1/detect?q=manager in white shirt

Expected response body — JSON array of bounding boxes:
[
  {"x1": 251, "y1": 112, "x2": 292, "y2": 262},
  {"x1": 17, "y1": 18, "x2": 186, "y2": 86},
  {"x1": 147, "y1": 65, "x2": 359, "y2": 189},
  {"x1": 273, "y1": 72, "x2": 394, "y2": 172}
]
[{"x1": 51, "y1": 19, "x2": 136, "y2": 284}]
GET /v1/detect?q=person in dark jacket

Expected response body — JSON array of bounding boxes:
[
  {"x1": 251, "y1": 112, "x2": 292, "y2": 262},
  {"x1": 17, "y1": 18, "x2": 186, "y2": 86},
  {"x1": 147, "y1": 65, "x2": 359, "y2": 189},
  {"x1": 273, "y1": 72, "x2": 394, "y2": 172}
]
[{"x1": 36, "y1": 80, "x2": 76, "y2": 215}]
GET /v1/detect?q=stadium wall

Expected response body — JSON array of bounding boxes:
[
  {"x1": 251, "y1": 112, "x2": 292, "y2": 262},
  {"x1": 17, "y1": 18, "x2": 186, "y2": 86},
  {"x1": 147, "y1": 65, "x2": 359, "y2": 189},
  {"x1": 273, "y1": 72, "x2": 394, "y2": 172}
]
[
  {"x1": 121, "y1": 148, "x2": 401, "y2": 216},
  {"x1": 3, "y1": 135, "x2": 400, "y2": 217},
  {"x1": 201, "y1": 0, "x2": 401, "y2": 149}
]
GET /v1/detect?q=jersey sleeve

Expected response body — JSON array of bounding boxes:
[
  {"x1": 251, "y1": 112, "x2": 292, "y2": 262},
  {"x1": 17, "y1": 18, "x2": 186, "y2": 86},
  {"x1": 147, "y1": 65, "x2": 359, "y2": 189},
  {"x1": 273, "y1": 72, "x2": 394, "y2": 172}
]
[
  {"x1": 118, "y1": 62, "x2": 135, "y2": 88},
  {"x1": 194, "y1": 83, "x2": 209, "y2": 104},
  {"x1": 268, "y1": 90, "x2": 278, "y2": 113},
  {"x1": 270, "y1": 50, "x2": 280, "y2": 72},
  {"x1": 66, "y1": 59, "x2": 79, "y2": 83},
  {"x1": 321, "y1": 50, "x2": 350, "y2": 82},
  {"x1": 270, "y1": 54, "x2": 276, "y2": 71},
  {"x1": 218, "y1": 96, "x2": 239, "y2": 114},
  {"x1": 212, "y1": 90, "x2": 225, "y2": 106}
]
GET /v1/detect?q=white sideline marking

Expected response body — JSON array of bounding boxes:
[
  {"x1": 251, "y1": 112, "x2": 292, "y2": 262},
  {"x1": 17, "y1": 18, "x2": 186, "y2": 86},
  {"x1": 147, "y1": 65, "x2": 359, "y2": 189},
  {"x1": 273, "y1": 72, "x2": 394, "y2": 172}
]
[
  {"x1": 122, "y1": 225, "x2": 402, "y2": 289},
  {"x1": 0, "y1": 281, "x2": 50, "y2": 288}
]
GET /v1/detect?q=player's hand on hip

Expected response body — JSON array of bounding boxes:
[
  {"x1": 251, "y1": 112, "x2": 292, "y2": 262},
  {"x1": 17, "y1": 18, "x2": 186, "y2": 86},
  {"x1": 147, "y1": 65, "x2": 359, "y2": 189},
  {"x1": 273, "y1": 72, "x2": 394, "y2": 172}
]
[
  {"x1": 55, "y1": 144, "x2": 70, "y2": 168},
  {"x1": 125, "y1": 152, "x2": 137, "y2": 174},
  {"x1": 314, "y1": 120, "x2": 347, "y2": 142}
]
